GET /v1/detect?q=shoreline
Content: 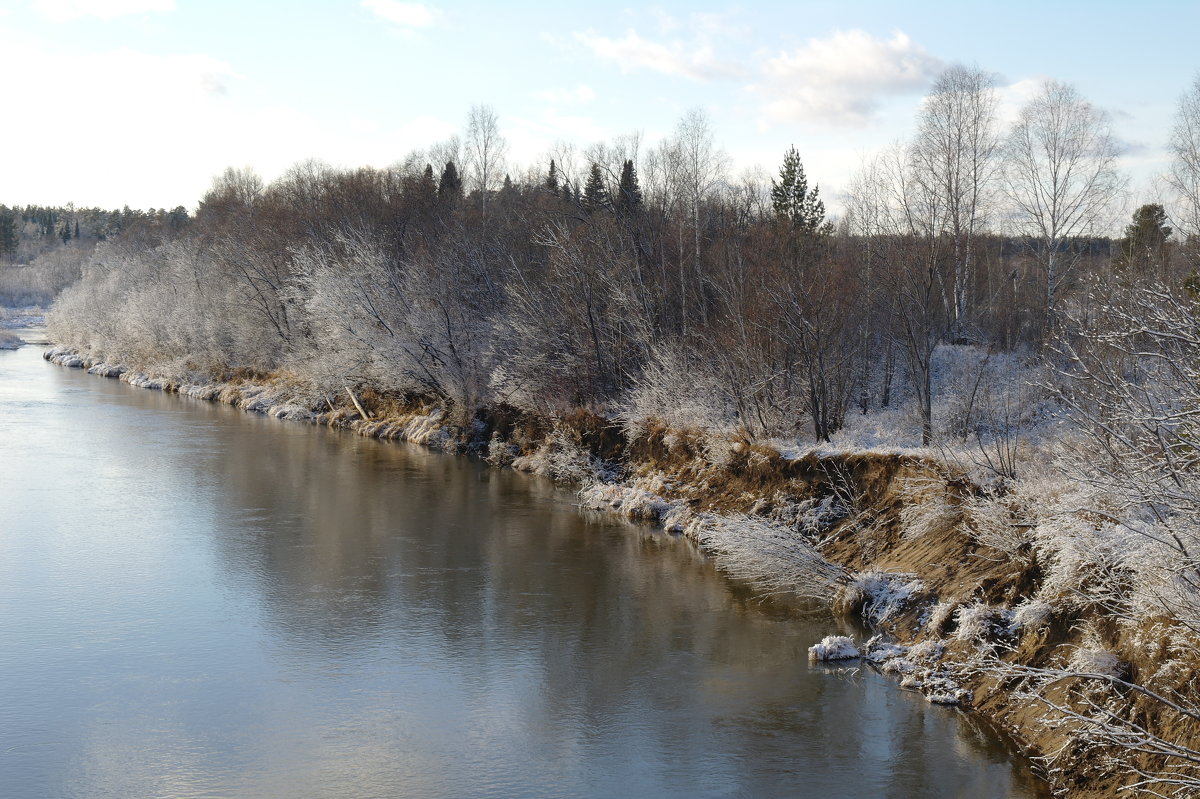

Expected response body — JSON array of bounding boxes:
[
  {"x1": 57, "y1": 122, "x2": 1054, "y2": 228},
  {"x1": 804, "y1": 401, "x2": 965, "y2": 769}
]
[{"x1": 42, "y1": 345, "x2": 1198, "y2": 797}]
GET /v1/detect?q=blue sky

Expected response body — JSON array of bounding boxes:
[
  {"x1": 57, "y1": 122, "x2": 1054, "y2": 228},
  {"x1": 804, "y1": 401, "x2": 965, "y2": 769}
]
[{"x1": 1, "y1": 0, "x2": 1196, "y2": 214}]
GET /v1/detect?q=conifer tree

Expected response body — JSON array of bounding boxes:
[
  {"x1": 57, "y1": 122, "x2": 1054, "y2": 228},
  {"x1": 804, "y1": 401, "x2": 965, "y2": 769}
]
[
  {"x1": 615, "y1": 159, "x2": 643, "y2": 215},
  {"x1": 437, "y1": 161, "x2": 463, "y2": 203},
  {"x1": 771, "y1": 145, "x2": 828, "y2": 236},
  {"x1": 583, "y1": 163, "x2": 610, "y2": 213},
  {"x1": 415, "y1": 164, "x2": 438, "y2": 209},
  {"x1": 1115, "y1": 203, "x2": 1173, "y2": 279},
  {"x1": 545, "y1": 159, "x2": 560, "y2": 194}
]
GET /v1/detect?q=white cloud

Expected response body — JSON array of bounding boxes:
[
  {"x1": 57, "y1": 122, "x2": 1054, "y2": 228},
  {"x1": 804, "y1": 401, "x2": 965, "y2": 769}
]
[
  {"x1": 30, "y1": 0, "x2": 174, "y2": 21},
  {"x1": 754, "y1": 30, "x2": 942, "y2": 127},
  {"x1": 532, "y1": 85, "x2": 596, "y2": 105},
  {"x1": 360, "y1": 0, "x2": 438, "y2": 28},
  {"x1": 575, "y1": 29, "x2": 743, "y2": 82}
]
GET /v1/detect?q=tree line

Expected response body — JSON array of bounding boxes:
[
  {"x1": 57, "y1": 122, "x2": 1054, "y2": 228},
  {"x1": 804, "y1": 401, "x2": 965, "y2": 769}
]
[{"x1": 40, "y1": 70, "x2": 1200, "y2": 448}]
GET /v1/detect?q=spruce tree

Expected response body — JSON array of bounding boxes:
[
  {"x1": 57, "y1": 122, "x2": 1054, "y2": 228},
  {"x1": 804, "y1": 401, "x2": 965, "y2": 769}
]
[
  {"x1": 615, "y1": 159, "x2": 643, "y2": 215},
  {"x1": 416, "y1": 164, "x2": 438, "y2": 208},
  {"x1": 545, "y1": 159, "x2": 560, "y2": 194},
  {"x1": 771, "y1": 145, "x2": 827, "y2": 236},
  {"x1": 583, "y1": 163, "x2": 610, "y2": 213},
  {"x1": 437, "y1": 161, "x2": 463, "y2": 203}
]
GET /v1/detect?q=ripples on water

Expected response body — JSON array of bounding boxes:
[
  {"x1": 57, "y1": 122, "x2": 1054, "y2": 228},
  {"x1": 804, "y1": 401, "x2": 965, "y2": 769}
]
[{"x1": 0, "y1": 345, "x2": 1048, "y2": 798}]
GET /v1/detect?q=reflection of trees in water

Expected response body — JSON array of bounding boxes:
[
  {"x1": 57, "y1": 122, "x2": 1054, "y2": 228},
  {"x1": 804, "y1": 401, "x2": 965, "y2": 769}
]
[{"x1": 190, "y1": 402, "x2": 1043, "y2": 797}]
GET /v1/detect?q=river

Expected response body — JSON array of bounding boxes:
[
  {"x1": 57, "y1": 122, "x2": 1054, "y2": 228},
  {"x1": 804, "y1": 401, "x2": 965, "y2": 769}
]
[{"x1": 0, "y1": 343, "x2": 1049, "y2": 798}]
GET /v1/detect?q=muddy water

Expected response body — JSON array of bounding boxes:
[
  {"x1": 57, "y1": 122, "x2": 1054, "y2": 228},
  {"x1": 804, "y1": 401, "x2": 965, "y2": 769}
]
[{"x1": 0, "y1": 344, "x2": 1049, "y2": 798}]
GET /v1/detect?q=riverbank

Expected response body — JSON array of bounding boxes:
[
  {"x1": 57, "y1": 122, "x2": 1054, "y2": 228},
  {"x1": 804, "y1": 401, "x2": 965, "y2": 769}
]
[{"x1": 42, "y1": 346, "x2": 1200, "y2": 797}]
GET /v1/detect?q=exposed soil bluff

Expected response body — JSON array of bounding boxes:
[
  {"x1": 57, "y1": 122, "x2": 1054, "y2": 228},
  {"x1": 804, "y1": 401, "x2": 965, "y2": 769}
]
[{"x1": 44, "y1": 347, "x2": 1200, "y2": 798}]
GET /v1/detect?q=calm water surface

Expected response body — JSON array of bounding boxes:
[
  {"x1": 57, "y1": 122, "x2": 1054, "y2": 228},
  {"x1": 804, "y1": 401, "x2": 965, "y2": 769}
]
[{"x1": 0, "y1": 344, "x2": 1049, "y2": 798}]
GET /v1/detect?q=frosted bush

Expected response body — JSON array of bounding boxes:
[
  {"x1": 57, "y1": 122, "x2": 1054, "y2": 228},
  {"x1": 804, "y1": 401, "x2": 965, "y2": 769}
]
[
  {"x1": 621, "y1": 343, "x2": 733, "y2": 435},
  {"x1": 962, "y1": 492, "x2": 1031, "y2": 555},
  {"x1": 898, "y1": 477, "x2": 961, "y2": 541},
  {"x1": 579, "y1": 483, "x2": 676, "y2": 523},
  {"x1": 925, "y1": 599, "x2": 959, "y2": 634},
  {"x1": 808, "y1": 635, "x2": 860, "y2": 661},
  {"x1": 842, "y1": 570, "x2": 924, "y2": 626},
  {"x1": 863, "y1": 635, "x2": 908, "y2": 664},
  {"x1": 1067, "y1": 647, "x2": 1123, "y2": 679},
  {"x1": 1011, "y1": 599, "x2": 1053, "y2": 633},
  {"x1": 952, "y1": 603, "x2": 1015, "y2": 643},
  {"x1": 511, "y1": 428, "x2": 603, "y2": 482},
  {"x1": 689, "y1": 513, "x2": 847, "y2": 599}
]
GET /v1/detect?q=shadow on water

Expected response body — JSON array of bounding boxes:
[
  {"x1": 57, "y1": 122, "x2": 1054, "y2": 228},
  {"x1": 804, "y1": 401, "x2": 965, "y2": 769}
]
[{"x1": 0, "y1": 345, "x2": 1050, "y2": 798}]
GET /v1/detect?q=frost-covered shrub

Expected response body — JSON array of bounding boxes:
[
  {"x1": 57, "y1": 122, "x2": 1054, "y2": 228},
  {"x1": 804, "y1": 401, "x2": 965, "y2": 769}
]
[
  {"x1": 511, "y1": 427, "x2": 603, "y2": 482},
  {"x1": 808, "y1": 635, "x2": 860, "y2": 661},
  {"x1": 621, "y1": 343, "x2": 733, "y2": 435},
  {"x1": 952, "y1": 603, "x2": 1015, "y2": 644},
  {"x1": 1067, "y1": 647, "x2": 1123, "y2": 679},
  {"x1": 1011, "y1": 598, "x2": 1053, "y2": 633},
  {"x1": 299, "y1": 235, "x2": 494, "y2": 413},
  {"x1": 688, "y1": 513, "x2": 847, "y2": 599},
  {"x1": 840, "y1": 570, "x2": 923, "y2": 626},
  {"x1": 579, "y1": 482, "x2": 676, "y2": 523},
  {"x1": 925, "y1": 599, "x2": 959, "y2": 634},
  {"x1": 961, "y1": 491, "x2": 1031, "y2": 555},
  {"x1": 898, "y1": 476, "x2": 961, "y2": 541},
  {"x1": 50, "y1": 238, "x2": 286, "y2": 372}
]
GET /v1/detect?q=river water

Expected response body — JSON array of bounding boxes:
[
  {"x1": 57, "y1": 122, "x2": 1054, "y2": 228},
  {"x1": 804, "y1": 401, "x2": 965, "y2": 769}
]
[{"x1": 0, "y1": 343, "x2": 1048, "y2": 798}]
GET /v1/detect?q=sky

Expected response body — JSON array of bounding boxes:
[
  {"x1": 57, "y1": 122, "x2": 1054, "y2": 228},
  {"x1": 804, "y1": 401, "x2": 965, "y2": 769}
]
[{"x1": 1, "y1": 0, "x2": 1197, "y2": 215}]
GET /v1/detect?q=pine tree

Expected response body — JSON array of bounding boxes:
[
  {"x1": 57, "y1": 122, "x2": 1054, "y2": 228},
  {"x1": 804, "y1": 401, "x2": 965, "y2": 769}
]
[
  {"x1": 771, "y1": 145, "x2": 828, "y2": 236},
  {"x1": 545, "y1": 159, "x2": 560, "y2": 194},
  {"x1": 438, "y1": 160, "x2": 463, "y2": 203},
  {"x1": 1115, "y1": 203, "x2": 1172, "y2": 280},
  {"x1": 583, "y1": 163, "x2": 610, "y2": 213},
  {"x1": 74, "y1": 220, "x2": 80, "y2": 239},
  {"x1": 615, "y1": 159, "x2": 643, "y2": 215},
  {"x1": 60, "y1": 222, "x2": 71, "y2": 243}
]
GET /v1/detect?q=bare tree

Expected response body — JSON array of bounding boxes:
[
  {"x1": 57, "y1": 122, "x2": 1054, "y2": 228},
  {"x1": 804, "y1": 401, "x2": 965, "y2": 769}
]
[
  {"x1": 668, "y1": 107, "x2": 728, "y2": 333},
  {"x1": 1167, "y1": 74, "x2": 1200, "y2": 267},
  {"x1": 1003, "y1": 80, "x2": 1123, "y2": 333},
  {"x1": 464, "y1": 105, "x2": 507, "y2": 217},
  {"x1": 910, "y1": 65, "x2": 1000, "y2": 339}
]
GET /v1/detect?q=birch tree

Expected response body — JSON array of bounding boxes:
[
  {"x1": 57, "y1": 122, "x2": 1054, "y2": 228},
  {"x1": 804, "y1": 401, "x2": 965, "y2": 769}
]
[
  {"x1": 465, "y1": 104, "x2": 507, "y2": 217},
  {"x1": 1003, "y1": 80, "x2": 1122, "y2": 332},
  {"x1": 1167, "y1": 74, "x2": 1200, "y2": 267},
  {"x1": 911, "y1": 65, "x2": 1000, "y2": 338}
]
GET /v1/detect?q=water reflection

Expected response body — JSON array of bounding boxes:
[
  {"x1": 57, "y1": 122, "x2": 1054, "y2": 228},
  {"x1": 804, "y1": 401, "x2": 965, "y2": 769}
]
[{"x1": 0, "y1": 346, "x2": 1048, "y2": 798}]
